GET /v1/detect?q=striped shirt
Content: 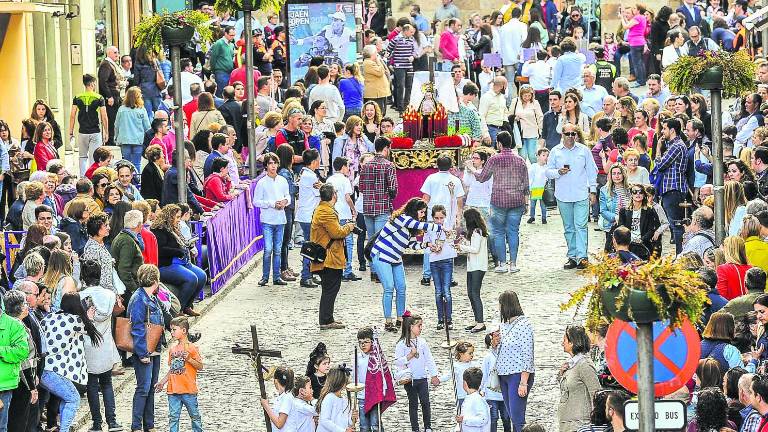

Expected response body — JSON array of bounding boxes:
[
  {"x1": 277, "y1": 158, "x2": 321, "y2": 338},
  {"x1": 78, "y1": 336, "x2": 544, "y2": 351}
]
[
  {"x1": 372, "y1": 214, "x2": 441, "y2": 264},
  {"x1": 389, "y1": 34, "x2": 416, "y2": 69}
]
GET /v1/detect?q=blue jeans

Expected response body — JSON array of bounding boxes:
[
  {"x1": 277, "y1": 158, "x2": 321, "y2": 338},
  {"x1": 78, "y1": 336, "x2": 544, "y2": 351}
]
[
  {"x1": 364, "y1": 214, "x2": 389, "y2": 275},
  {"x1": 519, "y1": 138, "x2": 538, "y2": 164},
  {"x1": 661, "y1": 189, "x2": 685, "y2": 254},
  {"x1": 422, "y1": 249, "x2": 431, "y2": 279},
  {"x1": 557, "y1": 198, "x2": 590, "y2": 260},
  {"x1": 488, "y1": 125, "x2": 501, "y2": 147},
  {"x1": 262, "y1": 223, "x2": 285, "y2": 281},
  {"x1": 144, "y1": 95, "x2": 163, "y2": 121},
  {"x1": 358, "y1": 401, "x2": 382, "y2": 432},
  {"x1": 629, "y1": 45, "x2": 646, "y2": 85},
  {"x1": 372, "y1": 253, "x2": 406, "y2": 319},
  {"x1": 87, "y1": 371, "x2": 117, "y2": 429},
  {"x1": 213, "y1": 71, "x2": 230, "y2": 98},
  {"x1": 132, "y1": 355, "x2": 160, "y2": 432},
  {"x1": 41, "y1": 371, "x2": 80, "y2": 432},
  {"x1": 0, "y1": 390, "x2": 11, "y2": 432},
  {"x1": 299, "y1": 222, "x2": 312, "y2": 281},
  {"x1": 340, "y1": 219, "x2": 355, "y2": 277},
  {"x1": 490, "y1": 205, "x2": 525, "y2": 265},
  {"x1": 431, "y1": 258, "x2": 453, "y2": 323},
  {"x1": 120, "y1": 144, "x2": 143, "y2": 171},
  {"x1": 488, "y1": 399, "x2": 512, "y2": 432},
  {"x1": 499, "y1": 373, "x2": 534, "y2": 432},
  {"x1": 159, "y1": 260, "x2": 207, "y2": 309},
  {"x1": 169, "y1": 394, "x2": 203, "y2": 432},
  {"x1": 529, "y1": 199, "x2": 547, "y2": 219}
]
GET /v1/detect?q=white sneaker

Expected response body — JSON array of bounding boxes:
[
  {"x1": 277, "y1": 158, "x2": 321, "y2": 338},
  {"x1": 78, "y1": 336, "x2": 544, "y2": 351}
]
[
  {"x1": 494, "y1": 263, "x2": 509, "y2": 273},
  {"x1": 508, "y1": 265, "x2": 520, "y2": 274}
]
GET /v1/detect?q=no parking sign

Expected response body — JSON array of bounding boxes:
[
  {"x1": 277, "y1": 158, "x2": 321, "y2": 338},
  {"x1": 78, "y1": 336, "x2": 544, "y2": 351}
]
[{"x1": 605, "y1": 319, "x2": 700, "y2": 396}]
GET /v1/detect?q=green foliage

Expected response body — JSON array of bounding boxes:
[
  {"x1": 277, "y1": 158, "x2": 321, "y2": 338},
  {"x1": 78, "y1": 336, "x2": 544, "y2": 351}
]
[
  {"x1": 214, "y1": 0, "x2": 286, "y2": 15},
  {"x1": 663, "y1": 50, "x2": 756, "y2": 98},
  {"x1": 560, "y1": 254, "x2": 709, "y2": 332},
  {"x1": 134, "y1": 10, "x2": 214, "y2": 55},
  {"x1": 446, "y1": 125, "x2": 472, "y2": 136}
]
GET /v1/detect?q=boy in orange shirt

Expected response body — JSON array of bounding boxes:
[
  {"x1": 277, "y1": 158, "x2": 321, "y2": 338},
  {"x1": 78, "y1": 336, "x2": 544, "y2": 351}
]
[{"x1": 155, "y1": 317, "x2": 204, "y2": 432}]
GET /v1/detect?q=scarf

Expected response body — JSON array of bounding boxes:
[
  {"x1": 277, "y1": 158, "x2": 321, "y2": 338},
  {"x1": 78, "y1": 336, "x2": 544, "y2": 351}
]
[{"x1": 363, "y1": 336, "x2": 397, "y2": 414}]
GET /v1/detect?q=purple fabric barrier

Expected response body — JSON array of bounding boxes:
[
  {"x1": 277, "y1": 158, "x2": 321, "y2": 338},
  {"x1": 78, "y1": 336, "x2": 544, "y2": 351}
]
[{"x1": 205, "y1": 182, "x2": 264, "y2": 293}]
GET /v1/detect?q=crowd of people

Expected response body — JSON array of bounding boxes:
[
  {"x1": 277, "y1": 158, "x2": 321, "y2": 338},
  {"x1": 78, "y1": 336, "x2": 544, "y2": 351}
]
[{"x1": 3, "y1": 0, "x2": 768, "y2": 430}]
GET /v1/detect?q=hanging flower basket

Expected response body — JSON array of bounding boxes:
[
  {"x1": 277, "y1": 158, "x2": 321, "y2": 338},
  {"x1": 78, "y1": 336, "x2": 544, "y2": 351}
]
[
  {"x1": 161, "y1": 25, "x2": 195, "y2": 47},
  {"x1": 561, "y1": 254, "x2": 709, "y2": 331},
  {"x1": 696, "y1": 66, "x2": 724, "y2": 90},
  {"x1": 134, "y1": 10, "x2": 213, "y2": 55}
]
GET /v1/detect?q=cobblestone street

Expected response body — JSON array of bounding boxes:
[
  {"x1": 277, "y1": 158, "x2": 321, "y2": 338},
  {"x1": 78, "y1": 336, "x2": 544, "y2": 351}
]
[{"x1": 75, "y1": 209, "x2": 608, "y2": 432}]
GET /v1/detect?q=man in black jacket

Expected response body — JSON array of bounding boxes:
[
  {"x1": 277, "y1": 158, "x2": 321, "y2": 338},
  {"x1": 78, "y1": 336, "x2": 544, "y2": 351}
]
[
  {"x1": 97, "y1": 46, "x2": 126, "y2": 147},
  {"x1": 219, "y1": 86, "x2": 243, "y2": 151}
]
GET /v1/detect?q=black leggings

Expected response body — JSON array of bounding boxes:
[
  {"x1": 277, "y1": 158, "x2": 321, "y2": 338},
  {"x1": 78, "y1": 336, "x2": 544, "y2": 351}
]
[
  {"x1": 467, "y1": 270, "x2": 485, "y2": 322},
  {"x1": 280, "y1": 207, "x2": 294, "y2": 272},
  {"x1": 356, "y1": 212, "x2": 367, "y2": 267},
  {"x1": 404, "y1": 378, "x2": 431, "y2": 431}
]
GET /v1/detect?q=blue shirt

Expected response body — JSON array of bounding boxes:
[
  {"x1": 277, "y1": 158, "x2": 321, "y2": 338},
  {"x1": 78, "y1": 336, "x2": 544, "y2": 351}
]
[
  {"x1": 641, "y1": 87, "x2": 671, "y2": 107},
  {"x1": 579, "y1": 84, "x2": 608, "y2": 117},
  {"x1": 203, "y1": 150, "x2": 224, "y2": 178},
  {"x1": 412, "y1": 14, "x2": 429, "y2": 32},
  {"x1": 653, "y1": 136, "x2": 689, "y2": 195},
  {"x1": 545, "y1": 142, "x2": 598, "y2": 202},
  {"x1": 338, "y1": 77, "x2": 364, "y2": 110},
  {"x1": 552, "y1": 52, "x2": 585, "y2": 93}
]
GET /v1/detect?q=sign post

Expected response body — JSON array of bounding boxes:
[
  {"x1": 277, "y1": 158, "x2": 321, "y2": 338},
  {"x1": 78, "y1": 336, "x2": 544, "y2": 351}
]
[{"x1": 636, "y1": 323, "x2": 655, "y2": 432}]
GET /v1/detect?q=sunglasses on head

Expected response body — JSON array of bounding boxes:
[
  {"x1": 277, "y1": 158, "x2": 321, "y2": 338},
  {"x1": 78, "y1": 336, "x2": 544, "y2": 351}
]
[
  {"x1": 564, "y1": 132, "x2": 578, "y2": 137},
  {"x1": 631, "y1": 189, "x2": 645, "y2": 194}
]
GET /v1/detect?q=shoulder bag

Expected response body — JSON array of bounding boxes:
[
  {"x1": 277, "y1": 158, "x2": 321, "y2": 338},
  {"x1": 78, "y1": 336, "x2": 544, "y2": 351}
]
[
  {"x1": 115, "y1": 302, "x2": 164, "y2": 354},
  {"x1": 300, "y1": 238, "x2": 336, "y2": 263},
  {"x1": 154, "y1": 61, "x2": 167, "y2": 91}
]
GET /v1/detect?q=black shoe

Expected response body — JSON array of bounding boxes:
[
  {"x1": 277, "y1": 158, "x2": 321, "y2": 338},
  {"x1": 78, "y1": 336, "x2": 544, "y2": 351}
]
[
  {"x1": 563, "y1": 259, "x2": 578, "y2": 270},
  {"x1": 450, "y1": 280, "x2": 458, "y2": 287},
  {"x1": 420, "y1": 277, "x2": 431, "y2": 286},
  {"x1": 470, "y1": 325, "x2": 487, "y2": 334},
  {"x1": 371, "y1": 273, "x2": 381, "y2": 283},
  {"x1": 396, "y1": 320, "x2": 402, "y2": 328},
  {"x1": 342, "y1": 274, "x2": 362, "y2": 281},
  {"x1": 437, "y1": 322, "x2": 444, "y2": 330},
  {"x1": 258, "y1": 279, "x2": 268, "y2": 286},
  {"x1": 465, "y1": 325, "x2": 476, "y2": 330},
  {"x1": 542, "y1": 218, "x2": 547, "y2": 224},
  {"x1": 447, "y1": 321, "x2": 454, "y2": 330},
  {"x1": 312, "y1": 275, "x2": 322, "y2": 284},
  {"x1": 273, "y1": 279, "x2": 288, "y2": 286},
  {"x1": 527, "y1": 217, "x2": 535, "y2": 224},
  {"x1": 384, "y1": 322, "x2": 397, "y2": 332},
  {"x1": 300, "y1": 279, "x2": 316, "y2": 288},
  {"x1": 576, "y1": 258, "x2": 589, "y2": 269},
  {"x1": 359, "y1": 263, "x2": 367, "y2": 272}
]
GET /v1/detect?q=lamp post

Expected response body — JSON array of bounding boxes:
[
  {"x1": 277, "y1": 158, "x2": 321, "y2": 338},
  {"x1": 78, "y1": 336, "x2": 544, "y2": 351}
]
[
  {"x1": 711, "y1": 88, "x2": 725, "y2": 244},
  {"x1": 243, "y1": 6, "x2": 257, "y2": 178}
]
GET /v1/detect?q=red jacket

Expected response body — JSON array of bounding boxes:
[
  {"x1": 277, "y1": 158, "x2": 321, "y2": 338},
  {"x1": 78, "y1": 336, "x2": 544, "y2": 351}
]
[
  {"x1": 34, "y1": 140, "x2": 57, "y2": 171},
  {"x1": 183, "y1": 99, "x2": 198, "y2": 131},
  {"x1": 716, "y1": 263, "x2": 753, "y2": 300},
  {"x1": 203, "y1": 173, "x2": 234, "y2": 202},
  {"x1": 84, "y1": 162, "x2": 100, "y2": 179},
  {"x1": 140, "y1": 227, "x2": 159, "y2": 266},
  {"x1": 228, "y1": 66, "x2": 261, "y2": 97}
]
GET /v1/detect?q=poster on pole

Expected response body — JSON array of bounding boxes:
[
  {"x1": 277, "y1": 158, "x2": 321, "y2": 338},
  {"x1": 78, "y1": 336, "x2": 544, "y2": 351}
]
[{"x1": 287, "y1": 2, "x2": 358, "y2": 84}]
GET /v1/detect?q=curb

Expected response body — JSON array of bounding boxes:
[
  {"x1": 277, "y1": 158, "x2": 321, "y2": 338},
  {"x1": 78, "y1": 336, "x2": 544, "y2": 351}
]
[{"x1": 71, "y1": 254, "x2": 261, "y2": 431}]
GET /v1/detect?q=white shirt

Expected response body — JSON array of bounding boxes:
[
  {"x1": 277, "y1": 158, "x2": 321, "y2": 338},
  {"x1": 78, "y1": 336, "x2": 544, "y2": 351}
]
[
  {"x1": 461, "y1": 230, "x2": 488, "y2": 272},
  {"x1": 288, "y1": 398, "x2": 317, "y2": 432},
  {"x1": 521, "y1": 60, "x2": 552, "y2": 91},
  {"x1": 579, "y1": 84, "x2": 609, "y2": 118},
  {"x1": 254, "y1": 174, "x2": 290, "y2": 225},
  {"x1": 317, "y1": 392, "x2": 352, "y2": 432},
  {"x1": 224, "y1": 149, "x2": 240, "y2": 187},
  {"x1": 661, "y1": 44, "x2": 688, "y2": 70},
  {"x1": 327, "y1": 173, "x2": 354, "y2": 220},
  {"x1": 461, "y1": 391, "x2": 491, "y2": 432},
  {"x1": 421, "y1": 171, "x2": 465, "y2": 227},
  {"x1": 545, "y1": 142, "x2": 598, "y2": 202},
  {"x1": 440, "y1": 360, "x2": 480, "y2": 400},
  {"x1": 168, "y1": 71, "x2": 204, "y2": 105},
  {"x1": 296, "y1": 167, "x2": 321, "y2": 223},
  {"x1": 464, "y1": 168, "x2": 492, "y2": 207},
  {"x1": 394, "y1": 337, "x2": 438, "y2": 379},
  {"x1": 355, "y1": 351, "x2": 370, "y2": 400},
  {"x1": 309, "y1": 83, "x2": 345, "y2": 122},
  {"x1": 498, "y1": 19, "x2": 528, "y2": 66},
  {"x1": 271, "y1": 391, "x2": 294, "y2": 432},
  {"x1": 424, "y1": 229, "x2": 458, "y2": 262},
  {"x1": 481, "y1": 351, "x2": 503, "y2": 401},
  {"x1": 496, "y1": 316, "x2": 535, "y2": 375}
]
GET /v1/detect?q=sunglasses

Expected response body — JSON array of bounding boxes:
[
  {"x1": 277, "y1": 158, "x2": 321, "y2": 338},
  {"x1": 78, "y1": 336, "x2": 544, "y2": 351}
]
[
  {"x1": 98, "y1": 183, "x2": 108, "y2": 187},
  {"x1": 631, "y1": 190, "x2": 645, "y2": 195},
  {"x1": 563, "y1": 132, "x2": 578, "y2": 137}
]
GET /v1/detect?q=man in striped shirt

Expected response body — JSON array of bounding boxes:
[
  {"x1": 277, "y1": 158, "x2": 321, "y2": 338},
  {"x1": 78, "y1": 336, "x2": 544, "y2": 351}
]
[
  {"x1": 654, "y1": 118, "x2": 689, "y2": 254},
  {"x1": 390, "y1": 24, "x2": 417, "y2": 112}
]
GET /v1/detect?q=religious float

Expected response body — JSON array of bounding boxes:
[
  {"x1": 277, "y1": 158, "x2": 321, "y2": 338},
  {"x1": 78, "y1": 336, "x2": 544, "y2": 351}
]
[{"x1": 388, "y1": 80, "x2": 472, "y2": 209}]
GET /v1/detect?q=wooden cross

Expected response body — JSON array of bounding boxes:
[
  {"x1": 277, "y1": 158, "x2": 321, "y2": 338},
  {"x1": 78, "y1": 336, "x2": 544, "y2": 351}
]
[{"x1": 232, "y1": 325, "x2": 282, "y2": 432}]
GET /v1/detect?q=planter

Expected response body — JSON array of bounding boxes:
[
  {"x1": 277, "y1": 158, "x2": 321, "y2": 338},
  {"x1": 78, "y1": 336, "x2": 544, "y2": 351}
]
[
  {"x1": 161, "y1": 25, "x2": 195, "y2": 47},
  {"x1": 601, "y1": 285, "x2": 662, "y2": 324},
  {"x1": 696, "y1": 66, "x2": 724, "y2": 90},
  {"x1": 242, "y1": 0, "x2": 262, "y2": 11}
]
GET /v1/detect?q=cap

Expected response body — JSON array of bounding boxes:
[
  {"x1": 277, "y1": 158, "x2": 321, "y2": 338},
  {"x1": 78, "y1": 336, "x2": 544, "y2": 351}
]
[
  {"x1": 328, "y1": 11, "x2": 346, "y2": 21},
  {"x1": 735, "y1": 15, "x2": 747, "y2": 24}
]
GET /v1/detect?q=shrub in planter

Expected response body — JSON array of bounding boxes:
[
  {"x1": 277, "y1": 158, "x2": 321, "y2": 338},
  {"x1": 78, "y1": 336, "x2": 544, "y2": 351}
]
[{"x1": 134, "y1": 10, "x2": 213, "y2": 55}]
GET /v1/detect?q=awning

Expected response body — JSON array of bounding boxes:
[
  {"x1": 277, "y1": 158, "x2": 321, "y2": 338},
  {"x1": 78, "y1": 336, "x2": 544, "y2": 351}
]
[{"x1": 0, "y1": 1, "x2": 66, "y2": 14}]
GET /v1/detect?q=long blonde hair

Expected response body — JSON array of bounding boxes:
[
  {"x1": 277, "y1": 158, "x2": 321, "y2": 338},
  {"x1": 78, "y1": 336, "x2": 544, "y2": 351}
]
[
  {"x1": 42, "y1": 249, "x2": 74, "y2": 295},
  {"x1": 722, "y1": 236, "x2": 749, "y2": 265},
  {"x1": 723, "y1": 181, "x2": 747, "y2": 226},
  {"x1": 605, "y1": 163, "x2": 629, "y2": 197},
  {"x1": 123, "y1": 87, "x2": 144, "y2": 109}
]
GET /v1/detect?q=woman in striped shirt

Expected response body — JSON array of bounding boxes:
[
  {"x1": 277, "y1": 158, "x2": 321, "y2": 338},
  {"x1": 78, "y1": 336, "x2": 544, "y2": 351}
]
[{"x1": 371, "y1": 198, "x2": 442, "y2": 332}]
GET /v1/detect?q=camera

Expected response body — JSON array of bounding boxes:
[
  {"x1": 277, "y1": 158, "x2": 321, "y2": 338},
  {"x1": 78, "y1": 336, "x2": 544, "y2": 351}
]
[
  {"x1": 352, "y1": 226, "x2": 364, "y2": 235},
  {"x1": 681, "y1": 218, "x2": 692, "y2": 226}
]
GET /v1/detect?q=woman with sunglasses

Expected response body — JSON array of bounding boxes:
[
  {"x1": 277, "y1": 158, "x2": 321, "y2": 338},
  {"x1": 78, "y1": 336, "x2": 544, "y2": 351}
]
[{"x1": 618, "y1": 184, "x2": 661, "y2": 260}]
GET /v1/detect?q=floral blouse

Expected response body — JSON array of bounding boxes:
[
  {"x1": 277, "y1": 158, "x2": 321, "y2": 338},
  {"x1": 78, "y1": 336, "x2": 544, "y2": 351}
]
[{"x1": 82, "y1": 238, "x2": 115, "y2": 292}]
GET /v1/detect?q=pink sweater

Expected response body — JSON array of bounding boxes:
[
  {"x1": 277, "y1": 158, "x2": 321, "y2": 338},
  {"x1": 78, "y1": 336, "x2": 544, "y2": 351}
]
[{"x1": 439, "y1": 30, "x2": 460, "y2": 61}]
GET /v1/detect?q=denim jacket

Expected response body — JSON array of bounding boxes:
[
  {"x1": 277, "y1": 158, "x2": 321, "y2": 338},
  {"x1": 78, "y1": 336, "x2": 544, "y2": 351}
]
[
  {"x1": 127, "y1": 287, "x2": 165, "y2": 358},
  {"x1": 599, "y1": 187, "x2": 620, "y2": 232}
]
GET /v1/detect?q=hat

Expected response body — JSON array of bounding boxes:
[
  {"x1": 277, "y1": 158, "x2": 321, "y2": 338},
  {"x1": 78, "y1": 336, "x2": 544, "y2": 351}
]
[
  {"x1": 287, "y1": 107, "x2": 306, "y2": 117},
  {"x1": 735, "y1": 15, "x2": 747, "y2": 25},
  {"x1": 328, "y1": 11, "x2": 346, "y2": 21}
]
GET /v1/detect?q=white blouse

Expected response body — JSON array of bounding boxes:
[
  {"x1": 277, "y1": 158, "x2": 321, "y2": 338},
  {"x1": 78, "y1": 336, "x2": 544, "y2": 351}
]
[
  {"x1": 394, "y1": 337, "x2": 439, "y2": 380},
  {"x1": 317, "y1": 392, "x2": 352, "y2": 432},
  {"x1": 496, "y1": 316, "x2": 535, "y2": 375}
]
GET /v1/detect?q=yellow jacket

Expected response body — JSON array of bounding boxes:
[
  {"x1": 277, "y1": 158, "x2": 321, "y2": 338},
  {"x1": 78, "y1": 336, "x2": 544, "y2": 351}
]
[
  {"x1": 310, "y1": 201, "x2": 354, "y2": 272},
  {"x1": 746, "y1": 236, "x2": 768, "y2": 288},
  {"x1": 362, "y1": 58, "x2": 391, "y2": 99}
]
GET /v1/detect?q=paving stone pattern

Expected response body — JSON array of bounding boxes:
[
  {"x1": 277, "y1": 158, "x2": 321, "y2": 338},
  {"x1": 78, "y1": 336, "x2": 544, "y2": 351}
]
[{"x1": 75, "y1": 212, "x2": 612, "y2": 432}]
